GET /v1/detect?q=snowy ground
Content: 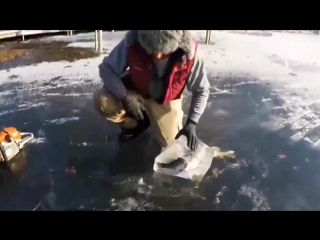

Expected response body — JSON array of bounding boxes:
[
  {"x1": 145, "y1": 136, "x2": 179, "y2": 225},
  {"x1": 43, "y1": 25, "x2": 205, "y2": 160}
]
[{"x1": 1, "y1": 31, "x2": 320, "y2": 210}]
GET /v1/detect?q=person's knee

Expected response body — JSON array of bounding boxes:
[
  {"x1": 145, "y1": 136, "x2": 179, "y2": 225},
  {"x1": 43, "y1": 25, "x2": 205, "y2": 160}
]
[
  {"x1": 93, "y1": 87, "x2": 125, "y2": 122},
  {"x1": 93, "y1": 87, "x2": 106, "y2": 112}
]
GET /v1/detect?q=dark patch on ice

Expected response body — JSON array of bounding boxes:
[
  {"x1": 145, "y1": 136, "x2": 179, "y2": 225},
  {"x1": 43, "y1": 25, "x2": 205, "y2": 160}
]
[
  {"x1": 8, "y1": 74, "x2": 19, "y2": 80},
  {"x1": 50, "y1": 76, "x2": 64, "y2": 81},
  {"x1": 0, "y1": 81, "x2": 23, "y2": 93},
  {"x1": 0, "y1": 40, "x2": 100, "y2": 71}
]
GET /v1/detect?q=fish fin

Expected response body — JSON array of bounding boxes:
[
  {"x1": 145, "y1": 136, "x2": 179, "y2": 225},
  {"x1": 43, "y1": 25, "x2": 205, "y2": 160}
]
[
  {"x1": 214, "y1": 151, "x2": 236, "y2": 159},
  {"x1": 211, "y1": 146, "x2": 220, "y2": 152}
]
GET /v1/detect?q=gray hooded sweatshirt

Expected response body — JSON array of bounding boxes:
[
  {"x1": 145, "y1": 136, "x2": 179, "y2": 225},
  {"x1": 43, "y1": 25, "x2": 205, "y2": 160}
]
[{"x1": 98, "y1": 30, "x2": 210, "y2": 124}]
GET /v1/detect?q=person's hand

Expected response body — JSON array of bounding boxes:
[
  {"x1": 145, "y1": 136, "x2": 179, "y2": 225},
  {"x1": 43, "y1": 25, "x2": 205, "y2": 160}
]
[
  {"x1": 175, "y1": 120, "x2": 199, "y2": 150},
  {"x1": 121, "y1": 94, "x2": 146, "y2": 121}
]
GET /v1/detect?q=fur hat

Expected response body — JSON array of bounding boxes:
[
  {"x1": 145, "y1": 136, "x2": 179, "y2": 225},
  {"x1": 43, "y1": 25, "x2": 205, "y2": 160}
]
[
  {"x1": 138, "y1": 30, "x2": 184, "y2": 54},
  {"x1": 124, "y1": 30, "x2": 196, "y2": 59}
]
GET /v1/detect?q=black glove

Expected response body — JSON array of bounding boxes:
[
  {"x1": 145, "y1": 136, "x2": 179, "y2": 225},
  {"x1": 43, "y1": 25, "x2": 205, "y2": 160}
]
[
  {"x1": 121, "y1": 94, "x2": 146, "y2": 121},
  {"x1": 175, "y1": 120, "x2": 199, "y2": 150}
]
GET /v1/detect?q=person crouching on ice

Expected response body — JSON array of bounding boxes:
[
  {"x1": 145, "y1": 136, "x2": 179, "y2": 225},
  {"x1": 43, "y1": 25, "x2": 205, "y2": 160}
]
[{"x1": 94, "y1": 30, "x2": 210, "y2": 150}]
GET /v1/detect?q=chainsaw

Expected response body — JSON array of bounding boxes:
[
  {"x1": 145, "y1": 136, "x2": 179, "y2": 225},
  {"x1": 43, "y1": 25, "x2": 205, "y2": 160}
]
[{"x1": 0, "y1": 127, "x2": 34, "y2": 163}]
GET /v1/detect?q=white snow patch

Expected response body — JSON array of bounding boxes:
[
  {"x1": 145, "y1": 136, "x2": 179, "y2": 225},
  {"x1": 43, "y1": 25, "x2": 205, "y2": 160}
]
[
  {"x1": 238, "y1": 184, "x2": 270, "y2": 211},
  {"x1": 30, "y1": 137, "x2": 45, "y2": 144},
  {"x1": 40, "y1": 93, "x2": 92, "y2": 97},
  {"x1": 45, "y1": 117, "x2": 79, "y2": 124},
  {"x1": 0, "y1": 102, "x2": 46, "y2": 117}
]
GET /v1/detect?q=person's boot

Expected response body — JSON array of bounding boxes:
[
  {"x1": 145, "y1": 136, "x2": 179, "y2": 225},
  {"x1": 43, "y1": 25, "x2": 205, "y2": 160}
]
[{"x1": 118, "y1": 112, "x2": 150, "y2": 143}]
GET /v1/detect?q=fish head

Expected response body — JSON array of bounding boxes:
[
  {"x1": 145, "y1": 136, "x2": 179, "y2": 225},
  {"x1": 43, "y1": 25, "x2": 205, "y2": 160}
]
[{"x1": 157, "y1": 158, "x2": 187, "y2": 172}]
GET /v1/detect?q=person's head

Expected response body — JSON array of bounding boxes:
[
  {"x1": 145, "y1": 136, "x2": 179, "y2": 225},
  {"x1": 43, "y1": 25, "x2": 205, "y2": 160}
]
[{"x1": 137, "y1": 30, "x2": 185, "y2": 61}]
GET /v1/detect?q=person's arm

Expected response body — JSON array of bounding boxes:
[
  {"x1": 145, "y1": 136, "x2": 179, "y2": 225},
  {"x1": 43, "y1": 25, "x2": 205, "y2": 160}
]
[
  {"x1": 98, "y1": 39, "x2": 129, "y2": 100},
  {"x1": 185, "y1": 51, "x2": 210, "y2": 124}
]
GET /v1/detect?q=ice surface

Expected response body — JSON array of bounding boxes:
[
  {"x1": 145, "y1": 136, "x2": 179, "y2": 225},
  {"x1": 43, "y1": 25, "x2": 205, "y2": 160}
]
[{"x1": 1, "y1": 31, "x2": 320, "y2": 210}]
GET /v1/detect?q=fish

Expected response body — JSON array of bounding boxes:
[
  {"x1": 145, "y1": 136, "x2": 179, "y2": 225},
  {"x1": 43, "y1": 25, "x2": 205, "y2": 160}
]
[
  {"x1": 157, "y1": 152, "x2": 203, "y2": 172},
  {"x1": 157, "y1": 158, "x2": 187, "y2": 171},
  {"x1": 156, "y1": 146, "x2": 236, "y2": 172}
]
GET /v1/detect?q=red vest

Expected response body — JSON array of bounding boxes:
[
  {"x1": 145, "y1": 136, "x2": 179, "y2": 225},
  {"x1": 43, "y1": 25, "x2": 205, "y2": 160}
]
[{"x1": 127, "y1": 41, "x2": 198, "y2": 104}]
